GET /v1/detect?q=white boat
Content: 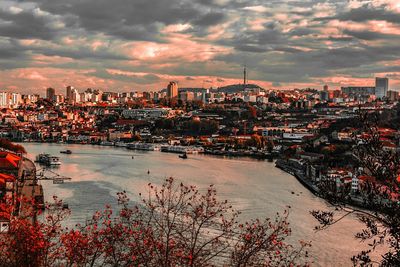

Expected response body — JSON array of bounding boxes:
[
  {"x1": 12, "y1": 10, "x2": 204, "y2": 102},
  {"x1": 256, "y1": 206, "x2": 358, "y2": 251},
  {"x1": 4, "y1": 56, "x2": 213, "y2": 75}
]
[
  {"x1": 160, "y1": 145, "x2": 204, "y2": 154},
  {"x1": 35, "y1": 154, "x2": 61, "y2": 166},
  {"x1": 100, "y1": 141, "x2": 114, "y2": 146},
  {"x1": 127, "y1": 143, "x2": 157, "y2": 151},
  {"x1": 115, "y1": 142, "x2": 128, "y2": 148}
]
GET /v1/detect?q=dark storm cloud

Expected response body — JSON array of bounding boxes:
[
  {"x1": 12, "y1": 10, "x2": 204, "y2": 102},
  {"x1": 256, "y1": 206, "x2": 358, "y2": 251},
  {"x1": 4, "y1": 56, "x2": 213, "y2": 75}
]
[
  {"x1": 319, "y1": 5, "x2": 400, "y2": 24},
  {"x1": 214, "y1": 40, "x2": 400, "y2": 83},
  {"x1": 0, "y1": 38, "x2": 30, "y2": 69},
  {"x1": 89, "y1": 69, "x2": 161, "y2": 84},
  {"x1": 288, "y1": 27, "x2": 316, "y2": 37},
  {"x1": 0, "y1": 9, "x2": 58, "y2": 40},
  {"x1": 234, "y1": 44, "x2": 268, "y2": 53},
  {"x1": 0, "y1": 38, "x2": 26, "y2": 58},
  {"x1": 220, "y1": 24, "x2": 289, "y2": 53},
  {"x1": 193, "y1": 12, "x2": 226, "y2": 26},
  {"x1": 31, "y1": 0, "x2": 226, "y2": 41},
  {"x1": 32, "y1": 46, "x2": 130, "y2": 61},
  {"x1": 1, "y1": 0, "x2": 400, "y2": 88},
  {"x1": 327, "y1": 36, "x2": 354, "y2": 42},
  {"x1": 343, "y1": 29, "x2": 400, "y2": 40}
]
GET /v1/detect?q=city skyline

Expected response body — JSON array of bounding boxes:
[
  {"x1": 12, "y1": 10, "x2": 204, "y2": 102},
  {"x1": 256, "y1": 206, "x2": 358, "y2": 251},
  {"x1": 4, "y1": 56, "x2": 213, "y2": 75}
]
[{"x1": 0, "y1": 0, "x2": 400, "y2": 93}]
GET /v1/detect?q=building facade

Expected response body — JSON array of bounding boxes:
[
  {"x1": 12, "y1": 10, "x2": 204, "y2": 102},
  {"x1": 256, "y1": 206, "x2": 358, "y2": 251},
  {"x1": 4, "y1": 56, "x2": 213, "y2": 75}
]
[
  {"x1": 167, "y1": 82, "x2": 178, "y2": 98},
  {"x1": 375, "y1": 77, "x2": 389, "y2": 99}
]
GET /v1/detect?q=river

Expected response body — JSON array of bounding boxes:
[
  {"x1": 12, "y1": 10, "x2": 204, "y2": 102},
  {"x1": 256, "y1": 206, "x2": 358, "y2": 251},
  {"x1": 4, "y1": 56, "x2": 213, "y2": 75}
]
[{"x1": 23, "y1": 143, "x2": 380, "y2": 266}]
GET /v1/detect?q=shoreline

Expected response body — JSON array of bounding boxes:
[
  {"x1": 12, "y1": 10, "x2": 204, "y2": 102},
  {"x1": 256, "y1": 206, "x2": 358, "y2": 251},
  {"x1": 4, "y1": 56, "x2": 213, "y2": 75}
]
[
  {"x1": 275, "y1": 159, "x2": 375, "y2": 213},
  {"x1": 18, "y1": 140, "x2": 276, "y2": 161},
  {"x1": 20, "y1": 140, "x2": 373, "y2": 213}
]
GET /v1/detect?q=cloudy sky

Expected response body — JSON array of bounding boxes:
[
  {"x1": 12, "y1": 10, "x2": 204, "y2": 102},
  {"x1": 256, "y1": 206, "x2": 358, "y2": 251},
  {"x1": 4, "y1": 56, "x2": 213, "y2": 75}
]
[{"x1": 0, "y1": 0, "x2": 400, "y2": 93}]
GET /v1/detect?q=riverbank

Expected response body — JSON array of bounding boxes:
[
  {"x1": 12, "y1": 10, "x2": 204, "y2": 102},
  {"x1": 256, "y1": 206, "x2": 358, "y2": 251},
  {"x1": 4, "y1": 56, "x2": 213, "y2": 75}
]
[
  {"x1": 275, "y1": 159, "x2": 321, "y2": 197},
  {"x1": 19, "y1": 140, "x2": 277, "y2": 160},
  {"x1": 275, "y1": 159, "x2": 377, "y2": 213},
  {"x1": 21, "y1": 142, "x2": 376, "y2": 266}
]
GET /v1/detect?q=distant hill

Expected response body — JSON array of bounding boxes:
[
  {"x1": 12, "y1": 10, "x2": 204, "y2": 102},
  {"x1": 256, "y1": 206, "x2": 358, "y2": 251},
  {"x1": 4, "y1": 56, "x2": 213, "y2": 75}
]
[
  {"x1": 178, "y1": 88, "x2": 208, "y2": 93},
  {"x1": 215, "y1": 84, "x2": 264, "y2": 93},
  {"x1": 160, "y1": 84, "x2": 264, "y2": 94}
]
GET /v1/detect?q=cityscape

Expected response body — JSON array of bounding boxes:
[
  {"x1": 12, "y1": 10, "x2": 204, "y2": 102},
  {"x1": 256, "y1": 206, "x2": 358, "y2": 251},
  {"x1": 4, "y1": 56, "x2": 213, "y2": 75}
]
[{"x1": 1, "y1": 0, "x2": 400, "y2": 266}]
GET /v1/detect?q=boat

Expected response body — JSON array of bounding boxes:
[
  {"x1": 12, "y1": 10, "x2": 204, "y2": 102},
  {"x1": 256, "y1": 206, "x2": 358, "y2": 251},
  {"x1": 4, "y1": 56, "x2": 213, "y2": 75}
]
[
  {"x1": 161, "y1": 145, "x2": 204, "y2": 154},
  {"x1": 115, "y1": 142, "x2": 128, "y2": 148},
  {"x1": 100, "y1": 141, "x2": 114, "y2": 146},
  {"x1": 127, "y1": 142, "x2": 158, "y2": 151},
  {"x1": 60, "y1": 150, "x2": 72, "y2": 154},
  {"x1": 35, "y1": 154, "x2": 61, "y2": 166},
  {"x1": 179, "y1": 153, "x2": 188, "y2": 159}
]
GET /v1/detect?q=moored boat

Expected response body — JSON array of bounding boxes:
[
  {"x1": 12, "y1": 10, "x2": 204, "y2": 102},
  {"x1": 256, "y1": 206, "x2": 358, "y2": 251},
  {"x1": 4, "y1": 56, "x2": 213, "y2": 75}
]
[
  {"x1": 35, "y1": 153, "x2": 61, "y2": 166},
  {"x1": 179, "y1": 153, "x2": 188, "y2": 159}
]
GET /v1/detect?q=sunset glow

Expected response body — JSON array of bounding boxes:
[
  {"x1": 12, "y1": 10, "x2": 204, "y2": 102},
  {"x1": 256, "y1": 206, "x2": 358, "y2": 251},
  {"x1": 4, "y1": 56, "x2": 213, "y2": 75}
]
[{"x1": 0, "y1": 0, "x2": 399, "y2": 93}]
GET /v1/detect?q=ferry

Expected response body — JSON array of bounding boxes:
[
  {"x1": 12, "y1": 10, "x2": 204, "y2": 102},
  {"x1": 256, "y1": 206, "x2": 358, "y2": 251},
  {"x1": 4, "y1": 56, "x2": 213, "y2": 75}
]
[
  {"x1": 115, "y1": 142, "x2": 128, "y2": 148},
  {"x1": 99, "y1": 141, "x2": 114, "y2": 146},
  {"x1": 161, "y1": 145, "x2": 204, "y2": 154},
  {"x1": 127, "y1": 143, "x2": 160, "y2": 151},
  {"x1": 35, "y1": 154, "x2": 61, "y2": 166}
]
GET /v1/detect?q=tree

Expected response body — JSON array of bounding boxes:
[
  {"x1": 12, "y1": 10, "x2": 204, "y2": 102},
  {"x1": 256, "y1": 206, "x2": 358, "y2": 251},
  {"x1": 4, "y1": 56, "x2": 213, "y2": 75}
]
[
  {"x1": 312, "y1": 113, "x2": 400, "y2": 266},
  {"x1": 1, "y1": 178, "x2": 310, "y2": 266},
  {"x1": 0, "y1": 138, "x2": 26, "y2": 153}
]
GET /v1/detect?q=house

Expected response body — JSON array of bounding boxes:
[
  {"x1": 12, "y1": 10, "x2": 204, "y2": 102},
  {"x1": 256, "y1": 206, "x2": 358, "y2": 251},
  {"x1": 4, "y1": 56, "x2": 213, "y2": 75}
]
[{"x1": 0, "y1": 151, "x2": 21, "y2": 176}]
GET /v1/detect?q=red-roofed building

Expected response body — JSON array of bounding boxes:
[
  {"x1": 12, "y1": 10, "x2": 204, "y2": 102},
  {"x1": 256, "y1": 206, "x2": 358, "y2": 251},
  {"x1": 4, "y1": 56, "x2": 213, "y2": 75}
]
[{"x1": 0, "y1": 151, "x2": 21, "y2": 170}]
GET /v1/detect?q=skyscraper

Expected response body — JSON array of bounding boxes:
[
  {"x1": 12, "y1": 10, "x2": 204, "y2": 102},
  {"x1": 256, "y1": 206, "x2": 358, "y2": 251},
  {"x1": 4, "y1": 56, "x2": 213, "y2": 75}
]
[
  {"x1": 46, "y1": 87, "x2": 55, "y2": 101},
  {"x1": 0, "y1": 92, "x2": 9, "y2": 108},
  {"x1": 167, "y1": 82, "x2": 178, "y2": 98},
  {"x1": 66, "y1": 86, "x2": 74, "y2": 100},
  {"x1": 375, "y1": 77, "x2": 389, "y2": 99},
  {"x1": 244, "y1": 66, "x2": 247, "y2": 86}
]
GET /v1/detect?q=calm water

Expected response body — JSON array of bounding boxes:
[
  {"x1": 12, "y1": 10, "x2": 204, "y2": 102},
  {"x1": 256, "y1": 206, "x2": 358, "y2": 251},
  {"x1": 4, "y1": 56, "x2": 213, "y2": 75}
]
[{"x1": 23, "y1": 143, "x2": 380, "y2": 266}]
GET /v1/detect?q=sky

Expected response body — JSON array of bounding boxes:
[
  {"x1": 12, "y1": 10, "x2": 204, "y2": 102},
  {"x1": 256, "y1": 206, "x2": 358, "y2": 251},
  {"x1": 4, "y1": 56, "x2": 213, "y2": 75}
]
[{"x1": 0, "y1": 0, "x2": 400, "y2": 94}]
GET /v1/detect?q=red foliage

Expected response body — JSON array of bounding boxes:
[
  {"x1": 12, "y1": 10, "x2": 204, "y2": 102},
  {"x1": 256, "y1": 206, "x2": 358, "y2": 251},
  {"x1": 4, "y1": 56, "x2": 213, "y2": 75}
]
[
  {"x1": 0, "y1": 179, "x2": 311, "y2": 266},
  {"x1": 0, "y1": 138, "x2": 26, "y2": 154}
]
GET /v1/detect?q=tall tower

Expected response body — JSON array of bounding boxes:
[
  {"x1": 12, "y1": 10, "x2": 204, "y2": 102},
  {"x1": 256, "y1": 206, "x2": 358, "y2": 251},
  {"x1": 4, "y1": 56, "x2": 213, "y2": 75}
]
[
  {"x1": 243, "y1": 66, "x2": 247, "y2": 86},
  {"x1": 66, "y1": 86, "x2": 74, "y2": 100},
  {"x1": 46, "y1": 87, "x2": 55, "y2": 101},
  {"x1": 167, "y1": 82, "x2": 178, "y2": 98},
  {"x1": 375, "y1": 77, "x2": 389, "y2": 99}
]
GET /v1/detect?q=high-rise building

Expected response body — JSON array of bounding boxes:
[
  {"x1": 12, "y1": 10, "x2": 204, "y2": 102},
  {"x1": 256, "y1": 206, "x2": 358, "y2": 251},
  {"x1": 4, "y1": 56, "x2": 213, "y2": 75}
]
[
  {"x1": 91, "y1": 89, "x2": 102, "y2": 103},
  {"x1": 66, "y1": 86, "x2": 74, "y2": 101},
  {"x1": 387, "y1": 90, "x2": 399, "y2": 101},
  {"x1": 0, "y1": 92, "x2": 9, "y2": 108},
  {"x1": 375, "y1": 77, "x2": 389, "y2": 99},
  {"x1": 10, "y1": 93, "x2": 21, "y2": 107},
  {"x1": 54, "y1": 95, "x2": 65, "y2": 103},
  {"x1": 167, "y1": 82, "x2": 178, "y2": 98},
  {"x1": 179, "y1": 91, "x2": 194, "y2": 102},
  {"x1": 72, "y1": 89, "x2": 80, "y2": 104},
  {"x1": 46, "y1": 87, "x2": 55, "y2": 101},
  {"x1": 244, "y1": 67, "x2": 247, "y2": 86}
]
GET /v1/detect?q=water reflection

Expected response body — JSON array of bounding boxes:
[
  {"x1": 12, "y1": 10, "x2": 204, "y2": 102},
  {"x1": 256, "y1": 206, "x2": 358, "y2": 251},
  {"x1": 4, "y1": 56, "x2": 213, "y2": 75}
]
[{"x1": 23, "y1": 142, "x2": 380, "y2": 266}]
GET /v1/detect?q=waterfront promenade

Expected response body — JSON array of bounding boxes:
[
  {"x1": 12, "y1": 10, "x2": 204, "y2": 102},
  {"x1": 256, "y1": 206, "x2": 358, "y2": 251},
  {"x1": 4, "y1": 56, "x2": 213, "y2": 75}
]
[{"x1": 15, "y1": 156, "x2": 43, "y2": 221}]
